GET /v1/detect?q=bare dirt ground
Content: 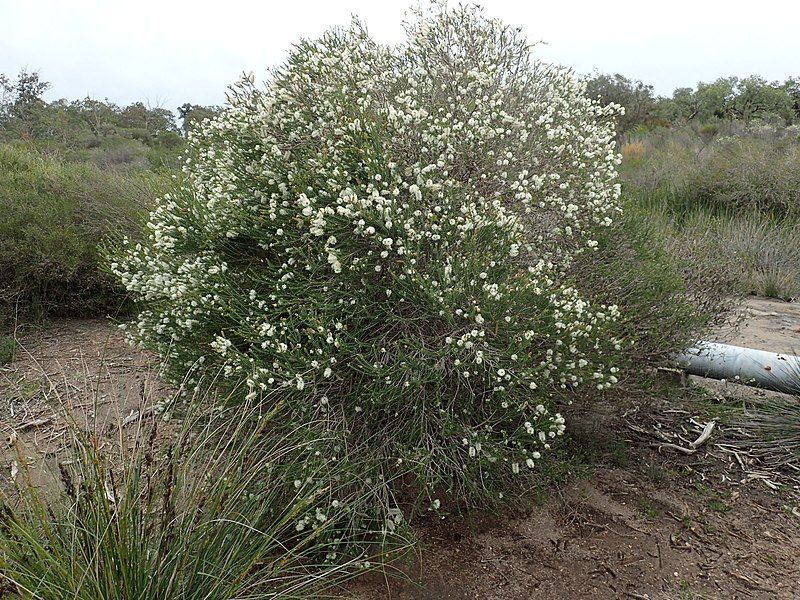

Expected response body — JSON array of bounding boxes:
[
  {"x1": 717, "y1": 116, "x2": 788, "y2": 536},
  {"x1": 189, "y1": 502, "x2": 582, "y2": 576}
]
[
  {"x1": 0, "y1": 320, "x2": 173, "y2": 493},
  {"x1": 2, "y1": 298, "x2": 800, "y2": 599},
  {"x1": 717, "y1": 296, "x2": 800, "y2": 355}
]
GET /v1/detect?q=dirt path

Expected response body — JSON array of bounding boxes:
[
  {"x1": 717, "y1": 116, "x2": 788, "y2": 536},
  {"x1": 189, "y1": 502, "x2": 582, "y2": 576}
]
[
  {"x1": 716, "y1": 296, "x2": 800, "y2": 355},
  {"x1": 0, "y1": 319, "x2": 173, "y2": 492},
  {"x1": 2, "y1": 299, "x2": 800, "y2": 599}
]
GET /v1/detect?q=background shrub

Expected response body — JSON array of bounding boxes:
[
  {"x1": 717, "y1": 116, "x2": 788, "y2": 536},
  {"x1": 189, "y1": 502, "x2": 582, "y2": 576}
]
[
  {"x1": 619, "y1": 121, "x2": 800, "y2": 301},
  {"x1": 688, "y1": 134, "x2": 800, "y2": 218},
  {"x1": 113, "y1": 5, "x2": 623, "y2": 519},
  {"x1": 0, "y1": 144, "x2": 166, "y2": 327},
  {"x1": 621, "y1": 121, "x2": 800, "y2": 219}
]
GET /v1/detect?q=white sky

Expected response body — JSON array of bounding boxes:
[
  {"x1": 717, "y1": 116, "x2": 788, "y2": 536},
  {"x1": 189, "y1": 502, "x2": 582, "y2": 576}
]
[{"x1": 2, "y1": 0, "x2": 799, "y2": 111}]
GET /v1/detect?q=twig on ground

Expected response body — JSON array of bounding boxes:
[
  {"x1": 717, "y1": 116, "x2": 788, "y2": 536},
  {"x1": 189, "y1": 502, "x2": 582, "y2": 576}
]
[
  {"x1": 691, "y1": 421, "x2": 716, "y2": 449},
  {"x1": 18, "y1": 416, "x2": 53, "y2": 431},
  {"x1": 651, "y1": 442, "x2": 696, "y2": 455},
  {"x1": 115, "y1": 401, "x2": 167, "y2": 429},
  {"x1": 722, "y1": 569, "x2": 772, "y2": 592}
]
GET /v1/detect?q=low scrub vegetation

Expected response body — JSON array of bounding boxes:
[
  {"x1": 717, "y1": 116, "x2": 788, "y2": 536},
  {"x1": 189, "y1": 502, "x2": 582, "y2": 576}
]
[
  {"x1": 620, "y1": 121, "x2": 800, "y2": 300},
  {"x1": 0, "y1": 144, "x2": 167, "y2": 327},
  {"x1": 1, "y1": 70, "x2": 218, "y2": 171},
  {"x1": 4, "y1": 2, "x2": 799, "y2": 596},
  {"x1": 568, "y1": 205, "x2": 734, "y2": 374},
  {"x1": 622, "y1": 121, "x2": 800, "y2": 219}
]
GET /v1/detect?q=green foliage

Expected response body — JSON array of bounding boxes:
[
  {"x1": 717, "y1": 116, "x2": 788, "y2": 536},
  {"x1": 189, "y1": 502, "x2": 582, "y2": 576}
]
[
  {"x1": 0, "y1": 335, "x2": 15, "y2": 365},
  {"x1": 786, "y1": 78, "x2": 800, "y2": 116},
  {"x1": 87, "y1": 135, "x2": 151, "y2": 170},
  {"x1": 0, "y1": 400, "x2": 397, "y2": 598},
  {"x1": 689, "y1": 133, "x2": 800, "y2": 218},
  {"x1": 589, "y1": 72, "x2": 800, "y2": 129},
  {"x1": 583, "y1": 72, "x2": 658, "y2": 132},
  {"x1": 655, "y1": 76, "x2": 798, "y2": 125},
  {"x1": 0, "y1": 70, "x2": 51, "y2": 138},
  {"x1": 639, "y1": 500, "x2": 659, "y2": 519},
  {"x1": 732, "y1": 76, "x2": 796, "y2": 123},
  {"x1": 117, "y1": 101, "x2": 176, "y2": 135},
  {"x1": 0, "y1": 144, "x2": 167, "y2": 327},
  {"x1": 0, "y1": 69, "x2": 221, "y2": 172},
  {"x1": 621, "y1": 121, "x2": 800, "y2": 219},
  {"x1": 569, "y1": 202, "x2": 729, "y2": 373},
  {"x1": 584, "y1": 72, "x2": 800, "y2": 134}
]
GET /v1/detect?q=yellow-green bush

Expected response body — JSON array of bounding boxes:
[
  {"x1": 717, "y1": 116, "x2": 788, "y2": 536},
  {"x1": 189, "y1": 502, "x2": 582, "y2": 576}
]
[
  {"x1": 689, "y1": 135, "x2": 800, "y2": 217},
  {"x1": 621, "y1": 122, "x2": 800, "y2": 219},
  {"x1": 0, "y1": 144, "x2": 168, "y2": 326}
]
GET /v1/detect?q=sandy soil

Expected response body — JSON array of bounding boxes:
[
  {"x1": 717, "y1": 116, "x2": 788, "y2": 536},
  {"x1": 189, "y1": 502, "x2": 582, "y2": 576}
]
[
  {"x1": 0, "y1": 319, "x2": 173, "y2": 493},
  {"x1": 2, "y1": 298, "x2": 800, "y2": 599},
  {"x1": 715, "y1": 296, "x2": 800, "y2": 355}
]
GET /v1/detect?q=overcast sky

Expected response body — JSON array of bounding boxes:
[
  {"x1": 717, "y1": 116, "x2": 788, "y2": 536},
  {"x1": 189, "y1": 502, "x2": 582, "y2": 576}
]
[{"x1": 2, "y1": 0, "x2": 799, "y2": 111}]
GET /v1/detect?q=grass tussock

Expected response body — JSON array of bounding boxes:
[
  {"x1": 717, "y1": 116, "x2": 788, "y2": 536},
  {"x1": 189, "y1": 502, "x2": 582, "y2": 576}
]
[
  {"x1": 0, "y1": 394, "x2": 405, "y2": 599},
  {"x1": 634, "y1": 207, "x2": 800, "y2": 302},
  {"x1": 0, "y1": 335, "x2": 15, "y2": 366}
]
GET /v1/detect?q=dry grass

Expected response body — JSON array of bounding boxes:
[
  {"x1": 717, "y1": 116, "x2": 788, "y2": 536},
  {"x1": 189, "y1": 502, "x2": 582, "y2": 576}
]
[{"x1": 620, "y1": 140, "x2": 645, "y2": 164}]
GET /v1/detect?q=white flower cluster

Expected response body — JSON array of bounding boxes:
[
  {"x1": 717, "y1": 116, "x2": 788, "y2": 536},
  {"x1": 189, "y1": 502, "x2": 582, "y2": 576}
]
[{"x1": 112, "y1": 4, "x2": 622, "y2": 508}]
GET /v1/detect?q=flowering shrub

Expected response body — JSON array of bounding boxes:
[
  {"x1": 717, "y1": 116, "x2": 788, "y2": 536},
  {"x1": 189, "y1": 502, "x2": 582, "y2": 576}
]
[{"x1": 112, "y1": 5, "x2": 622, "y2": 519}]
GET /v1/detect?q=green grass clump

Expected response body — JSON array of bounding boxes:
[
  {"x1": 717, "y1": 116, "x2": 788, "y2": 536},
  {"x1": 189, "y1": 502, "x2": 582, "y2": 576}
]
[
  {"x1": 0, "y1": 399, "x2": 400, "y2": 598},
  {"x1": 688, "y1": 133, "x2": 800, "y2": 219},
  {"x1": 0, "y1": 144, "x2": 168, "y2": 327},
  {"x1": 0, "y1": 335, "x2": 15, "y2": 365},
  {"x1": 643, "y1": 208, "x2": 800, "y2": 301}
]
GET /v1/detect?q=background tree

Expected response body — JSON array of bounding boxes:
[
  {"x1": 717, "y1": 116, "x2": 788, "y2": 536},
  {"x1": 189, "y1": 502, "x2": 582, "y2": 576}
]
[
  {"x1": 584, "y1": 72, "x2": 655, "y2": 132},
  {"x1": 75, "y1": 97, "x2": 121, "y2": 137},
  {"x1": 655, "y1": 86, "x2": 700, "y2": 121},
  {"x1": 784, "y1": 77, "x2": 800, "y2": 120},
  {"x1": 0, "y1": 70, "x2": 51, "y2": 138},
  {"x1": 730, "y1": 76, "x2": 794, "y2": 123},
  {"x1": 694, "y1": 77, "x2": 736, "y2": 121},
  {"x1": 177, "y1": 103, "x2": 220, "y2": 137}
]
